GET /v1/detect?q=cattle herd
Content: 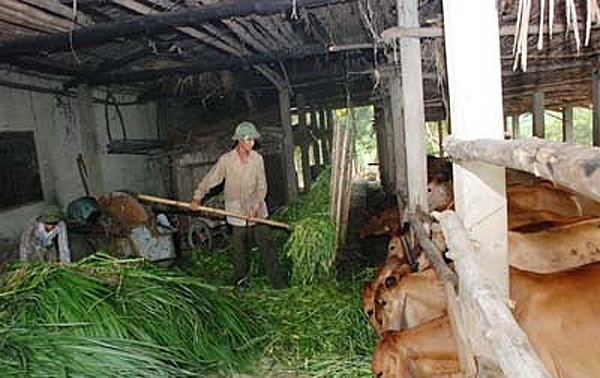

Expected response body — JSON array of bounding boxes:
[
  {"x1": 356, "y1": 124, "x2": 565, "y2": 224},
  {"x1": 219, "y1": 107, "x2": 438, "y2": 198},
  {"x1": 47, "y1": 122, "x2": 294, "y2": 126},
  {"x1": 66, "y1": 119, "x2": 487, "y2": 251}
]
[{"x1": 360, "y1": 158, "x2": 600, "y2": 377}]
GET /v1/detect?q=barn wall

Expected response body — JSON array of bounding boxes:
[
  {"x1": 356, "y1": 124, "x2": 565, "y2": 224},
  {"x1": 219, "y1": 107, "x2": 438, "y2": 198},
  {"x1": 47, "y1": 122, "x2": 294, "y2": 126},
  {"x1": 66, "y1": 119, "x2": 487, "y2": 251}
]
[{"x1": 0, "y1": 71, "x2": 164, "y2": 244}]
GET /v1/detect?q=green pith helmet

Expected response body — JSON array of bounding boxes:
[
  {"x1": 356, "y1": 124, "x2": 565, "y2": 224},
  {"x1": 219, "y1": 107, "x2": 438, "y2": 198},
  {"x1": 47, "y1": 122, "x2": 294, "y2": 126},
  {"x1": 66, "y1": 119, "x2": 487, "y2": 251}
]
[
  {"x1": 232, "y1": 121, "x2": 261, "y2": 140},
  {"x1": 39, "y1": 204, "x2": 64, "y2": 224}
]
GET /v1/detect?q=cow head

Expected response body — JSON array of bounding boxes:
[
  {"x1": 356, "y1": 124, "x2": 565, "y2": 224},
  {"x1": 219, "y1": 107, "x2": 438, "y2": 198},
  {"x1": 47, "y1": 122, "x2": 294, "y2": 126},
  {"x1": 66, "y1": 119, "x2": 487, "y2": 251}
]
[
  {"x1": 361, "y1": 281, "x2": 382, "y2": 335},
  {"x1": 372, "y1": 331, "x2": 410, "y2": 378},
  {"x1": 428, "y1": 179, "x2": 453, "y2": 212},
  {"x1": 376, "y1": 264, "x2": 446, "y2": 332}
]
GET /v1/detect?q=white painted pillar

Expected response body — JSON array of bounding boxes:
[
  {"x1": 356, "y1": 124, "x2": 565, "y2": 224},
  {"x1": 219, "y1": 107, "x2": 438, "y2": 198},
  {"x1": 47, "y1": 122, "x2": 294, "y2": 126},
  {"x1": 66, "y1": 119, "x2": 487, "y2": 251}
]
[
  {"x1": 442, "y1": 0, "x2": 508, "y2": 297},
  {"x1": 398, "y1": 0, "x2": 428, "y2": 212}
]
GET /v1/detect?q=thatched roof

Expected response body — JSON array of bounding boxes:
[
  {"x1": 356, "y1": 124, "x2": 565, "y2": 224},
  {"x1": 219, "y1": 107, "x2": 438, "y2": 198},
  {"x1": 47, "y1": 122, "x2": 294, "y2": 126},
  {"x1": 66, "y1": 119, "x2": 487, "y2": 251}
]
[{"x1": 0, "y1": 0, "x2": 598, "y2": 120}]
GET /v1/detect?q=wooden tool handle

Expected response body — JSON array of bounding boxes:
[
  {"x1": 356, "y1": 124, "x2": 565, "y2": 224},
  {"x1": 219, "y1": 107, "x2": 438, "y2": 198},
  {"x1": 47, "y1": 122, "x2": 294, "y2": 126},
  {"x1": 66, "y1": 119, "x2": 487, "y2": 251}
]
[{"x1": 137, "y1": 193, "x2": 290, "y2": 230}]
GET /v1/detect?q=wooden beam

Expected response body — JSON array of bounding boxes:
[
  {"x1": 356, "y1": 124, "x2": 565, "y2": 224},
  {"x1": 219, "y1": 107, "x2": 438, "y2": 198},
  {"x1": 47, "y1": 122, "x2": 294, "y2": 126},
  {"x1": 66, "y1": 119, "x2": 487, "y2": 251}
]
[
  {"x1": 438, "y1": 211, "x2": 552, "y2": 378},
  {"x1": 80, "y1": 44, "x2": 327, "y2": 85},
  {"x1": 0, "y1": 0, "x2": 345, "y2": 57},
  {"x1": 398, "y1": 0, "x2": 428, "y2": 212},
  {"x1": 445, "y1": 137, "x2": 600, "y2": 203},
  {"x1": 562, "y1": 106, "x2": 574, "y2": 143},
  {"x1": 532, "y1": 91, "x2": 545, "y2": 138}
]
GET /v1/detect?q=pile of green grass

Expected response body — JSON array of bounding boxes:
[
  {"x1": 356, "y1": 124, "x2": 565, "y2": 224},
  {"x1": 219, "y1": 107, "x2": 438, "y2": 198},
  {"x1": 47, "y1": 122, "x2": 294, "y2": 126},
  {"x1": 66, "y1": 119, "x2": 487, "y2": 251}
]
[
  {"x1": 242, "y1": 277, "x2": 375, "y2": 378},
  {"x1": 0, "y1": 254, "x2": 265, "y2": 377},
  {"x1": 273, "y1": 169, "x2": 337, "y2": 287}
]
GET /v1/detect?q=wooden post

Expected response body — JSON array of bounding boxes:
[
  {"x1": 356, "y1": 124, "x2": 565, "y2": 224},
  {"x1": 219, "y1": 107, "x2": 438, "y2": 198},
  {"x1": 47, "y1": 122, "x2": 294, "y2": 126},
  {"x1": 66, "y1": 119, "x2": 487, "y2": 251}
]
[
  {"x1": 532, "y1": 91, "x2": 545, "y2": 139},
  {"x1": 512, "y1": 114, "x2": 521, "y2": 139},
  {"x1": 75, "y1": 86, "x2": 105, "y2": 193},
  {"x1": 398, "y1": 0, "x2": 428, "y2": 212},
  {"x1": 297, "y1": 95, "x2": 312, "y2": 190},
  {"x1": 383, "y1": 96, "x2": 397, "y2": 194},
  {"x1": 562, "y1": 106, "x2": 574, "y2": 143},
  {"x1": 375, "y1": 105, "x2": 388, "y2": 187},
  {"x1": 387, "y1": 69, "x2": 408, "y2": 204},
  {"x1": 278, "y1": 86, "x2": 299, "y2": 201},
  {"x1": 593, "y1": 69, "x2": 600, "y2": 146},
  {"x1": 327, "y1": 108, "x2": 334, "y2": 163},
  {"x1": 437, "y1": 120, "x2": 444, "y2": 157},
  {"x1": 321, "y1": 108, "x2": 331, "y2": 165}
]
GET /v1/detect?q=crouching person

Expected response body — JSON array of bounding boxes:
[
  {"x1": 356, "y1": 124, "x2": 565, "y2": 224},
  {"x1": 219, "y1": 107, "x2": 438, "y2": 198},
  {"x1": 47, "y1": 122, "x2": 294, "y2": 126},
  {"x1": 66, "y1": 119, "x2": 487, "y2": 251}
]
[{"x1": 19, "y1": 204, "x2": 71, "y2": 264}]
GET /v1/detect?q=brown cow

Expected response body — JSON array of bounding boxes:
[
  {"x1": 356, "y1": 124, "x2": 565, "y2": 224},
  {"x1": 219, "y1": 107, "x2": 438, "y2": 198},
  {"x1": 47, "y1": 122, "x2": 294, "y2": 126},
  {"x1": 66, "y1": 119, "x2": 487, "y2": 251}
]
[
  {"x1": 509, "y1": 218, "x2": 600, "y2": 273},
  {"x1": 360, "y1": 207, "x2": 401, "y2": 239},
  {"x1": 371, "y1": 262, "x2": 600, "y2": 377},
  {"x1": 372, "y1": 316, "x2": 461, "y2": 378},
  {"x1": 375, "y1": 265, "x2": 447, "y2": 331}
]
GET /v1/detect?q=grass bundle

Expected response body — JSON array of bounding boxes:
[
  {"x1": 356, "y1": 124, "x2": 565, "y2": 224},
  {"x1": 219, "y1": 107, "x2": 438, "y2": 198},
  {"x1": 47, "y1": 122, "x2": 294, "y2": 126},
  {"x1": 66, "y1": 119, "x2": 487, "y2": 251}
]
[
  {"x1": 0, "y1": 254, "x2": 265, "y2": 377},
  {"x1": 243, "y1": 279, "x2": 375, "y2": 377},
  {"x1": 273, "y1": 169, "x2": 338, "y2": 286}
]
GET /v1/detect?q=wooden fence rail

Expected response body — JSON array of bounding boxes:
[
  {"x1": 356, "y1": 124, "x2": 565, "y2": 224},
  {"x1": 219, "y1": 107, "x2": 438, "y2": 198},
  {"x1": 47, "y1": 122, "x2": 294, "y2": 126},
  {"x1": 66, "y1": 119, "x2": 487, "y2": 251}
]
[{"x1": 445, "y1": 137, "x2": 600, "y2": 203}]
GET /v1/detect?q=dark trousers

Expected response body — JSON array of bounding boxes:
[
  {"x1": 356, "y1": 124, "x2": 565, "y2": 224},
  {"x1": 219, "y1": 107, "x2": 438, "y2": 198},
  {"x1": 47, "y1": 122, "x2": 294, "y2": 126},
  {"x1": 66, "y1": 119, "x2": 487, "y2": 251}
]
[{"x1": 231, "y1": 224, "x2": 287, "y2": 288}]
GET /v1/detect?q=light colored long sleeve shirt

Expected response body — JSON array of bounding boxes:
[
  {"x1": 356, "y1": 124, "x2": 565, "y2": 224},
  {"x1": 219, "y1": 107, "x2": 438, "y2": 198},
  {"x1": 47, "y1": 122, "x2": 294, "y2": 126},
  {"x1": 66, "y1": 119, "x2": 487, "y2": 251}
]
[
  {"x1": 19, "y1": 219, "x2": 71, "y2": 263},
  {"x1": 193, "y1": 149, "x2": 268, "y2": 227}
]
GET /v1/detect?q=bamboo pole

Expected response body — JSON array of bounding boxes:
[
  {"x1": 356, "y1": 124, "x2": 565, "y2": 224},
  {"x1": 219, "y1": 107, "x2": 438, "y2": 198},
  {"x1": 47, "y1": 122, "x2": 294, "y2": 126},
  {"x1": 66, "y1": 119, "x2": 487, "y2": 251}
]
[{"x1": 137, "y1": 193, "x2": 290, "y2": 230}]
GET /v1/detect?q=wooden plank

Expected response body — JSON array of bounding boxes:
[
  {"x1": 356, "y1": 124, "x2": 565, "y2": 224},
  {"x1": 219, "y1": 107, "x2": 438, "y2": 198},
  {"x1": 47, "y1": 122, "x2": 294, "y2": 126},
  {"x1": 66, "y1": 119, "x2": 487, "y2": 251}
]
[
  {"x1": 438, "y1": 211, "x2": 552, "y2": 378},
  {"x1": 562, "y1": 106, "x2": 574, "y2": 143},
  {"x1": 445, "y1": 137, "x2": 600, "y2": 204},
  {"x1": 398, "y1": 0, "x2": 428, "y2": 212},
  {"x1": 21, "y1": 0, "x2": 94, "y2": 26},
  {"x1": 441, "y1": 0, "x2": 508, "y2": 300},
  {"x1": 532, "y1": 91, "x2": 545, "y2": 138},
  {"x1": 593, "y1": 69, "x2": 600, "y2": 146}
]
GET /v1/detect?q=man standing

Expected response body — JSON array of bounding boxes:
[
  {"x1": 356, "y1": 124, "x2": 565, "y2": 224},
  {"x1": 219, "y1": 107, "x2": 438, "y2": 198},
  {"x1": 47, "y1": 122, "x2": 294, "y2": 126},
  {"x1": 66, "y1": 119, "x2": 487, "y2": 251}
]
[
  {"x1": 19, "y1": 204, "x2": 71, "y2": 264},
  {"x1": 191, "y1": 121, "x2": 287, "y2": 289}
]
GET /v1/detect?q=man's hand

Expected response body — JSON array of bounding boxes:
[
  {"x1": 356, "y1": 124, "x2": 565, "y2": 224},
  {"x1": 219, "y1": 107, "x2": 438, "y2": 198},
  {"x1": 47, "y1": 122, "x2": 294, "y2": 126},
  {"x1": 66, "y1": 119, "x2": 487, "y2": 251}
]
[{"x1": 190, "y1": 199, "x2": 201, "y2": 211}]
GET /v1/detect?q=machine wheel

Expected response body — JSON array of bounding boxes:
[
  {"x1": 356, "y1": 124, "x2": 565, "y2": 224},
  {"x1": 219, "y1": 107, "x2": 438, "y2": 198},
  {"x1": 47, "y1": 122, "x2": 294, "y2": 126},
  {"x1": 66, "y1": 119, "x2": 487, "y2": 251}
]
[{"x1": 187, "y1": 219, "x2": 213, "y2": 251}]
